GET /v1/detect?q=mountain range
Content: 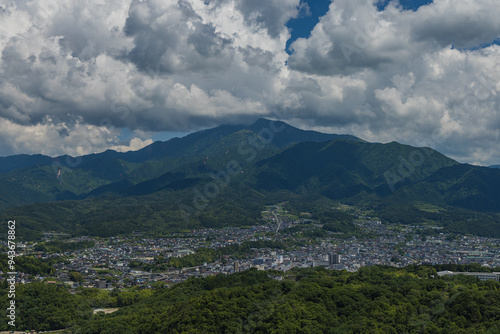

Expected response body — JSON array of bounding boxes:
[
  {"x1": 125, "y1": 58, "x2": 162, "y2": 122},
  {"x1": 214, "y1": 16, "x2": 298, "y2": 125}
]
[{"x1": 1, "y1": 118, "x2": 499, "y2": 239}]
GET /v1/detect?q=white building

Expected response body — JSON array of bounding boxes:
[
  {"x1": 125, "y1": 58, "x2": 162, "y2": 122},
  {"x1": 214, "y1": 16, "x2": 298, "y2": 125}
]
[{"x1": 437, "y1": 271, "x2": 500, "y2": 281}]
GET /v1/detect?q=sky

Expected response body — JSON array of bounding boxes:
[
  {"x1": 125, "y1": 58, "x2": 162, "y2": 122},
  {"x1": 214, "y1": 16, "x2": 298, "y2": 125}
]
[{"x1": 0, "y1": 0, "x2": 499, "y2": 166}]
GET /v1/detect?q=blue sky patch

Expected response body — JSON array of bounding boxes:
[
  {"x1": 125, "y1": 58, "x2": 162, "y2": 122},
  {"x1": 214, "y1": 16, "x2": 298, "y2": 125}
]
[
  {"x1": 376, "y1": 0, "x2": 433, "y2": 11},
  {"x1": 454, "y1": 38, "x2": 500, "y2": 52},
  {"x1": 286, "y1": 0, "x2": 331, "y2": 54}
]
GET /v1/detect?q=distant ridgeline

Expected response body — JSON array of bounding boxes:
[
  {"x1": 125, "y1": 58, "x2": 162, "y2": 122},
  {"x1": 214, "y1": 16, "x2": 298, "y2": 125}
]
[{"x1": 1, "y1": 118, "x2": 500, "y2": 239}]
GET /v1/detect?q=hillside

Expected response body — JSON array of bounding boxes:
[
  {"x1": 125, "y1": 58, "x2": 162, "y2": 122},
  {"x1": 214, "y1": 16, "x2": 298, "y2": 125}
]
[
  {"x1": 394, "y1": 164, "x2": 500, "y2": 212},
  {"x1": 0, "y1": 119, "x2": 359, "y2": 209},
  {"x1": 51, "y1": 266, "x2": 500, "y2": 333},
  {"x1": 2, "y1": 119, "x2": 500, "y2": 239},
  {"x1": 0, "y1": 119, "x2": 359, "y2": 173},
  {"x1": 252, "y1": 140, "x2": 457, "y2": 198}
]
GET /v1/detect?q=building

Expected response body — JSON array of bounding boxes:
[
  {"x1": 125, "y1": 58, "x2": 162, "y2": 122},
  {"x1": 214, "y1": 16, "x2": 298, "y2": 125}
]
[
  {"x1": 253, "y1": 258, "x2": 265, "y2": 265},
  {"x1": 95, "y1": 280, "x2": 107, "y2": 289},
  {"x1": 329, "y1": 254, "x2": 341, "y2": 265},
  {"x1": 437, "y1": 271, "x2": 500, "y2": 281}
]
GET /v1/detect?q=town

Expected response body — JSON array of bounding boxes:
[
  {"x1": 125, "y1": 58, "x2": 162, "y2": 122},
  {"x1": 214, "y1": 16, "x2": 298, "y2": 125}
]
[{"x1": 3, "y1": 205, "x2": 500, "y2": 291}]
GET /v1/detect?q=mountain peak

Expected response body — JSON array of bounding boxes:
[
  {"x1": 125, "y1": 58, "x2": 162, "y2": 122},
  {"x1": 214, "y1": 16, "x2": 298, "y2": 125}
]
[
  {"x1": 245, "y1": 118, "x2": 363, "y2": 148},
  {"x1": 0, "y1": 119, "x2": 362, "y2": 172}
]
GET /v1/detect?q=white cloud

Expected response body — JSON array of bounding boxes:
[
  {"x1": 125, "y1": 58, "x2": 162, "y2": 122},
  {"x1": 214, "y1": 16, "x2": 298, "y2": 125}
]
[
  {"x1": 0, "y1": 0, "x2": 499, "y2": 165},
  {"x1": 409, "y1": 0, "x2": 500, "y2": 49},
  {"x1": 281, "y1": 0, "x2": 500, "y2": 165},
  {"x1": 0, "y1": 116, "x2": 122, "y2": 156},
  {"x1": 111, "y1": 137, "x2": 153, "y2": 153}
]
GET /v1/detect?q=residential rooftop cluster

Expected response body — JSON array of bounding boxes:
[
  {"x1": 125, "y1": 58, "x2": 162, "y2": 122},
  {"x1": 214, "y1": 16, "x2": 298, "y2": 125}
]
[{"x1": 3, "y1": 206, "x2": 500, "y2": 289}]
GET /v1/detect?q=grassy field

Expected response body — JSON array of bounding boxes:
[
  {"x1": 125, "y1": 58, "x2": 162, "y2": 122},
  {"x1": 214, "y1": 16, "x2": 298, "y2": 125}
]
[{"x1": 414, "y1": 202, "x2": 446, "y2": 213}]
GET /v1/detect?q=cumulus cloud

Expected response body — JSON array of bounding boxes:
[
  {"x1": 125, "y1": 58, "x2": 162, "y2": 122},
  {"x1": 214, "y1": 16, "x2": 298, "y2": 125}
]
[
  {"x1": 235, "y1": 0, "x2": 303, "y2": 38},
  {"x1": 111, "y1": 137, "x2": 154, "y2": 153},
  {"x1": 0, "y1": 115, "x2": 148, "y2": 157},
  {"x1": 124, "y1": 0, "x2": 234, "y2": 74},
  {"x1": 282, "y1": 0, "x2": 500, "y2": 165},
  {"x1": 410, "y1": 0, "x2": 500, "y2": 49},
  {"x1": 0, "y1": 0, "x2": 500, "y2": 165},
  {"x1": 0, "y1": 0, "x2": 297, "y2": 156},
  {"x1": 287, "y1": 0, "x2": 411, "y2": 75}
]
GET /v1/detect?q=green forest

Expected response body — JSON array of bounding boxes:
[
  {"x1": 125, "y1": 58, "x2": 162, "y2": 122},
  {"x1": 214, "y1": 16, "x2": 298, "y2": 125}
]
[
  {"x1": 1, "y1": 265, "x2": 500, "y2": 333},
  {"x1": 2, "y1": 125, "x2": 500, "y2": 241},
  {"x1": 0, "y1": 254, "x2": 60, "y2": 276}
]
